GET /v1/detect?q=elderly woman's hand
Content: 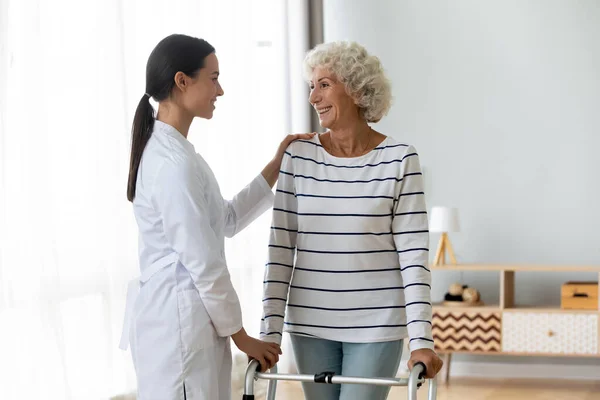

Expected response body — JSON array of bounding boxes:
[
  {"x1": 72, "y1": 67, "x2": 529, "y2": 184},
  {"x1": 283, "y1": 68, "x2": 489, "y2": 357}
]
[
  {"x1": 407, "y1": 348, "x2": 443, "y2": 379},
  {"x1": 262, "y1": 132, "x2": 316, "y2": 187}
]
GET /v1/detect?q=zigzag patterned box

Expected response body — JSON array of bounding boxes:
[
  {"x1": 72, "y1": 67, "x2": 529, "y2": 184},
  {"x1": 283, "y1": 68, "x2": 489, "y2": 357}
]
[{"x1": 432, "y1": 310, "x2": 502, "y2": 352}]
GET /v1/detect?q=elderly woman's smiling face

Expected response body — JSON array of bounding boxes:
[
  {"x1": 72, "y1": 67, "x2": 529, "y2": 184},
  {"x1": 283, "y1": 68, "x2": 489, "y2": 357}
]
[{"x1": 308, "y1": 67, "x2": 360, "y2": 129}]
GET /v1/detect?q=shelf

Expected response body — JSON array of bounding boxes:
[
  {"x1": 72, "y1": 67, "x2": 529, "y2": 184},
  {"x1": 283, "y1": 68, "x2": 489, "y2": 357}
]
[
  {"x1": 431, "y1": 263, "x2": 600, "y2": 380},
  {"x1": 502, "y1": 306, "x2": 600, "y2": 314},
  {"x1": 432, "y1": 303, "x2": 500, "y2": 312},
  {"x1": 433, "y1": 305, "x2": 600, "y2": 313},
  {"x1": 435, "y1": 350, "x2": 600, "y2": 358},
  {"x1": 432, "y1": 264, "x2": 600, "y2": 272}
]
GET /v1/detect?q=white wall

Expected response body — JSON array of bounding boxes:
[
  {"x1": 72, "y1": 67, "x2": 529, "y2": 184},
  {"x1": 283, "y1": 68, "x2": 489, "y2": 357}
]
[{"x1": 323, "y1": 0, "x2": 600, "y2": 369}]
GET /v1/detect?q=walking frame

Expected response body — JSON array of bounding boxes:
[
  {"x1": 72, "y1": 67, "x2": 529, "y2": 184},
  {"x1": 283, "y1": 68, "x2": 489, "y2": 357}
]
[{"x1": 242, "y1": 359, "x2": 437, "y2": 400}]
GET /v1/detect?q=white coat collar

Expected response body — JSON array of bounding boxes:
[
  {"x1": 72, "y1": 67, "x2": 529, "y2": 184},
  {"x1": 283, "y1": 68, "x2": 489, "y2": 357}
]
[{"x1": 153, "y1": 120, "x2": 195, "y2": 152}]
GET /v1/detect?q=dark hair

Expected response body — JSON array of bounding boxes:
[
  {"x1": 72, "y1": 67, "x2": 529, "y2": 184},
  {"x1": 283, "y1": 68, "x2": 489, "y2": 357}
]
[{"x1": 127, "y1": 34, "x2": 215, "y2": 202}]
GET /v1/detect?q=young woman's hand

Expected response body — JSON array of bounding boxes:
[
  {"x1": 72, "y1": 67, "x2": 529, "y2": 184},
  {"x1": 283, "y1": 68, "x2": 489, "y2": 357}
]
[
  {"x1": 262, "y1": 132, "x2": 317, "y2": 187},
  {"x1": 232, "y1": 329, "x2": 282, "y2": 372},
  {"x1": 273, "y1": 132, "x2": 317, "y2": 165}
]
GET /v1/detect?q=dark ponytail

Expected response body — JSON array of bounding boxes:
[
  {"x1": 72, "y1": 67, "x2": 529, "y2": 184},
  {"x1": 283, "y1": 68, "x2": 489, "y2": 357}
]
[
  {"x1": 126, "y1": 34, "x2": 215, "y2": 202},
  {"x1": 127, "y1": 94, "x2": 155, "y2": 202}
]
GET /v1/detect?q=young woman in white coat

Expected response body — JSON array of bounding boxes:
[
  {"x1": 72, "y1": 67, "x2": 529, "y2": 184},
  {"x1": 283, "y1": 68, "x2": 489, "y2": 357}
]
[{"x1": 124, "y1": 34, "x2": 314, "y2": 400}]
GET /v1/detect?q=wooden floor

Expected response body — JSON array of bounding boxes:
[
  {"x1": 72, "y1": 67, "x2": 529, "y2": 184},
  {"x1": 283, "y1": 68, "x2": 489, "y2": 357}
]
[{"x1": 272, "y1": 378, "x2": 600, "y2": 400}]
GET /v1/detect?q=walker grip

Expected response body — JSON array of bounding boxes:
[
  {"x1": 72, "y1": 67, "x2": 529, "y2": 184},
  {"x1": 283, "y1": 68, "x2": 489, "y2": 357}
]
[{"x1": 414, "y1": 362, "x2": 427, "y2": 387}]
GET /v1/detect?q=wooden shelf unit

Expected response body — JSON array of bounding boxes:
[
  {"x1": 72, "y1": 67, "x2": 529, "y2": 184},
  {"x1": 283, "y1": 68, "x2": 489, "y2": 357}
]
[
  {"x1": 433, "y1": 264, "x2": 600, "y2": 272},
  {"x1": 431, "y1": 264, "x2": 600, "y2": 382}
]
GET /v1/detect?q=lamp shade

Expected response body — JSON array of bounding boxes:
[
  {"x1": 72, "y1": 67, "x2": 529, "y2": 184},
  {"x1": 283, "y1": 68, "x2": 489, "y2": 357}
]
[{"x1": 429, "y1": 206, "x2": 460, "y2": 233}]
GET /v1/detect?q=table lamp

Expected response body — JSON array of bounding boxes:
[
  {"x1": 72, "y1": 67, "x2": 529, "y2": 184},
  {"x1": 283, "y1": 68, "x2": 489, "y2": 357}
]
[{"x1": 429, "y1": 206, "x2": 460, "y2": 266}]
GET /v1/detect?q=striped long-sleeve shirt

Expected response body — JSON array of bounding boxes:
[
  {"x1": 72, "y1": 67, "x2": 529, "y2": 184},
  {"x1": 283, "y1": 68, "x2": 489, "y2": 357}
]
[{"x1": 260, "y1": 134, "x2": 434, "y2": 351}]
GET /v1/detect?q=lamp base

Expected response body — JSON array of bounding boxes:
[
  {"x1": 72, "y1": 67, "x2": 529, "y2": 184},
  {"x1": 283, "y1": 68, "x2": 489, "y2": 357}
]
[{"x1": 433, "y1": 233, "x2": 457, "y2": 266}]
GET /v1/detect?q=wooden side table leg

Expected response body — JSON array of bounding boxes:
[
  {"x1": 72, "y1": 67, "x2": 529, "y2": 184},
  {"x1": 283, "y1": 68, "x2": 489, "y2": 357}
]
[{"x1": 440, "y1": 353, "x2": 452, "y2": 384}]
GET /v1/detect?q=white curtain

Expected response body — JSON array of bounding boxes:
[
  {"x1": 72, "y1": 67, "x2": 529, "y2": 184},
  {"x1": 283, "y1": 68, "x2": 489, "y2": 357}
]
[{"x1": 0, "y1": 1, "x2": 310, "y2": 398}]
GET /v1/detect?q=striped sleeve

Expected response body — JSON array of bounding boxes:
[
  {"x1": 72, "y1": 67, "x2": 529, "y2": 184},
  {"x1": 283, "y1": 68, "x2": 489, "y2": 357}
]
[
  {"x1": 393, "y1": 145, "x2": 435, "y2": 351},
  {"x1": 259, "y1": 149, "x2": 297, "y2": 345}
]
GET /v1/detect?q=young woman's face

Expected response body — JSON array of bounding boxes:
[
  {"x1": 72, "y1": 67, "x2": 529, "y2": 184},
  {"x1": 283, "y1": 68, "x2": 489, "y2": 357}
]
[{"x1": 182, "y1": 53, "x2": 224, "y2": 119}]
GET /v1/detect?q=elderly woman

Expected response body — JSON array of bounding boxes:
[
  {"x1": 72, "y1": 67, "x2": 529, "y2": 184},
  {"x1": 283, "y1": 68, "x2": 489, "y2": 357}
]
[{"x1": 260, "y1": 41, "x2": 442, "y2": 400}]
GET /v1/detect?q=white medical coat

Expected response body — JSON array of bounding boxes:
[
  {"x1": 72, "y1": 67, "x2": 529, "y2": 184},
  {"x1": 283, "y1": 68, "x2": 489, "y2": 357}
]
[{"x1": 123, "y1": 120, "x2": 274, "y2": 400}]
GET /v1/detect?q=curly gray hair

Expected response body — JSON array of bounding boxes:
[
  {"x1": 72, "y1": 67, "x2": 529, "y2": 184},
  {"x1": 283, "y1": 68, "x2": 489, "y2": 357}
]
[{"x1": 303, "y1": 41, "x2": 392, "y2": 123}]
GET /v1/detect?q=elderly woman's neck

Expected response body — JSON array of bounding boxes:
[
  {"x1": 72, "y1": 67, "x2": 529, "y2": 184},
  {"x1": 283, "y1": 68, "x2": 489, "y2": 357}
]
[{"x1": 327, "y1": 120, "x2": 373, "y2": 156}]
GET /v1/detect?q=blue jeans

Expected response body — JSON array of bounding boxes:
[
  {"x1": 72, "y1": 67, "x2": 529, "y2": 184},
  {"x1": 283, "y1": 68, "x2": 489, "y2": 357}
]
[{"x1": 290, "y1": 334, "x2": 403, "y2": 400}]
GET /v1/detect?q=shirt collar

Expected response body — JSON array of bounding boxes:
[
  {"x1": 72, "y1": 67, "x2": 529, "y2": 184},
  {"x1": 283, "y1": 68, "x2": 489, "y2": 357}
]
[{"x1": 153, "y1": 120, "x2": 195, "y2": 152}]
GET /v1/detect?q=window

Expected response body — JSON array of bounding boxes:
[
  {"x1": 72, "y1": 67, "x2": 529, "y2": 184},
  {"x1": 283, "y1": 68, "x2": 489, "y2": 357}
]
[{"x1": 0, "y1": 1, "x2": 293, "y2": 398}]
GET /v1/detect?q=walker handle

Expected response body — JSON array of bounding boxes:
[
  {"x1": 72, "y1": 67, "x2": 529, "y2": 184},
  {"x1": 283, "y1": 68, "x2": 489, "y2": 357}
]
[{"x1": 408, "y1": 362, "x2": 426, "y2": 400}]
